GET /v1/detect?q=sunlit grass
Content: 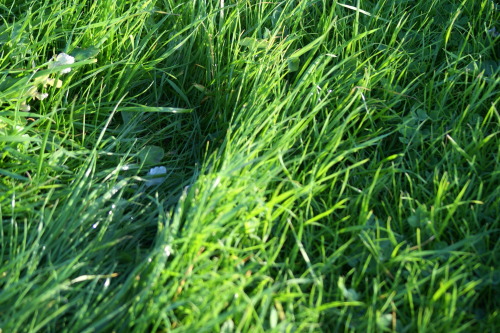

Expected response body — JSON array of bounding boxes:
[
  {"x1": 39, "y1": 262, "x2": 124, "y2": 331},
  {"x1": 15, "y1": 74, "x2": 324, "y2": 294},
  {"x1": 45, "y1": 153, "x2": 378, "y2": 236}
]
[{"x1": 1, "y1": 0, "x2": 499, "y2": 331}]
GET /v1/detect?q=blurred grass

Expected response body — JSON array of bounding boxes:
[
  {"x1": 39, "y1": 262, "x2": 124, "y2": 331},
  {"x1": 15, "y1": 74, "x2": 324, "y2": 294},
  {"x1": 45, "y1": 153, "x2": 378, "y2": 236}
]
[{"x1": 0, "y1": 0, "x2": 499, "y2": 331}]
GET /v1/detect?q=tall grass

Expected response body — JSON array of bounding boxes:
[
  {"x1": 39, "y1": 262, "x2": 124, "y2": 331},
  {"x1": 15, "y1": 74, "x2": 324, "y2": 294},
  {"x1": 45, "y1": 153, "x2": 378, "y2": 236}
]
[{"x1": 1, "y1": 0, "x2": 499, "y2": 331}]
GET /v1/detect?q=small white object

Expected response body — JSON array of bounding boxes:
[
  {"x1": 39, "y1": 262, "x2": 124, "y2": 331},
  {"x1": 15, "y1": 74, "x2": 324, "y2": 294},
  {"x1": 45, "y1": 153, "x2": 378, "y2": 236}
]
[
  {"x1": 35, "y1": 92, "x2": 49, "y2": 100},
  {"x1": 164, "y1": 245, "x2": 173, "y2": 257},
  {"x1": 49, "y1": 53, "x2": 75, "y2": 74},
  {"x1": 145, "y1": 166, "x2": 167, "y2": 187},
  {"x1": 20, "y1": 103, "x2": 30, "y2": 111}
]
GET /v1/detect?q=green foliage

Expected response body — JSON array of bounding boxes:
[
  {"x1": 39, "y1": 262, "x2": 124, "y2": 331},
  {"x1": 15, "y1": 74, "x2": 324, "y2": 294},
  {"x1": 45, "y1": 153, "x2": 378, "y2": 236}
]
[{"x1": 0, "y1": 0, "x2": 499, "y2": 332}]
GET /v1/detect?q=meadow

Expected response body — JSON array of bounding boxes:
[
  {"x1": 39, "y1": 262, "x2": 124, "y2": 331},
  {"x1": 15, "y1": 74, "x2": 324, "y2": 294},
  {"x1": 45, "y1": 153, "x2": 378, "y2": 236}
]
[{"x1": 0, "y1": 0, "x2": 499, "y2": 331}]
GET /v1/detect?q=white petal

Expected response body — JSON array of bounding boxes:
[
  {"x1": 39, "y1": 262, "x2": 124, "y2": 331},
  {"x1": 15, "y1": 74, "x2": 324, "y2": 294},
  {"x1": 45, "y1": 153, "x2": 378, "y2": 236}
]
[
  {"x1": 20, "y1": 103, "x2": 31, "y2": 111},
  {"x1": 49, "y1": 53, "x2": 75, "y2": 74},
  {"x1": 35, "y1": 92, "x2": 49, "y2": 100},
  {"x1": 56, "y1": 53, "x2": 75, "y2": 65},
  {"x1": 145, "y1": 166, "x2": 167, "y2": 187},
  {"x1": 148, "y1": 166, "x2": 167, "y2": 176}
]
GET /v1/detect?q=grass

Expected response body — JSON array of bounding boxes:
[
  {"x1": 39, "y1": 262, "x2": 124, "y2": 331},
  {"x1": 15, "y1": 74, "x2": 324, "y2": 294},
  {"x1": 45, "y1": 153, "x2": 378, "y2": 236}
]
[{"x1": 0, "y1": 0, "x2": 499, "y2": 331}]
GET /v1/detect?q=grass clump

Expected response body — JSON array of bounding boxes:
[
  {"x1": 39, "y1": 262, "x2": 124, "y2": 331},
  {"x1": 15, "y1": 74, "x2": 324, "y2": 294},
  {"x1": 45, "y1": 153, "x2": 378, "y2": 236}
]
[{"x1": 1, "y1": 0, "x2": 499, "y2": 331}]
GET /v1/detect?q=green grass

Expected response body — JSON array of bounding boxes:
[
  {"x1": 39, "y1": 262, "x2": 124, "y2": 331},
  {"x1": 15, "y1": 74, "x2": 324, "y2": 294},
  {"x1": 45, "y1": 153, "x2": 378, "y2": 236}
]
[{"x1": 1, "y1": 0, "x2": 499, "y2": 331}]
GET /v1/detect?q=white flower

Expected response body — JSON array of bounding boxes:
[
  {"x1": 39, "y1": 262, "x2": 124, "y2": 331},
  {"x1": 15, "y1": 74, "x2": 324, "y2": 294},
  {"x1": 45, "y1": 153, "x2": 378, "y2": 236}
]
[
  {"x1": 164, "y1": 245, "x2": 173, "y2": 257},
  {"x1": 25, "y1": 84, "x2": 50, "y2": 100},
  {"x1": 49, "y1": 53, "x2": 75, "y2": 74},
  {"x1": 145, "y1": 166, "x2": 167, "y2": 187},
  {"x1": 36, "y1": 92, "x2": 49, "y2": 100},
  {"x1": 20, "y1": 102, "x2": 30, "y2": 111},
  {"x1": 33, "y1": 91, "x2": 49, "y2": 100}
]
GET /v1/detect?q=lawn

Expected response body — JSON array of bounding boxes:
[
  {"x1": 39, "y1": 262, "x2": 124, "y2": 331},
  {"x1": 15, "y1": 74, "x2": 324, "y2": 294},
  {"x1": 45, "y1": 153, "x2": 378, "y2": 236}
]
[{"x1": 0, "y1": 0, "x2": 499, "y2": 331}]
